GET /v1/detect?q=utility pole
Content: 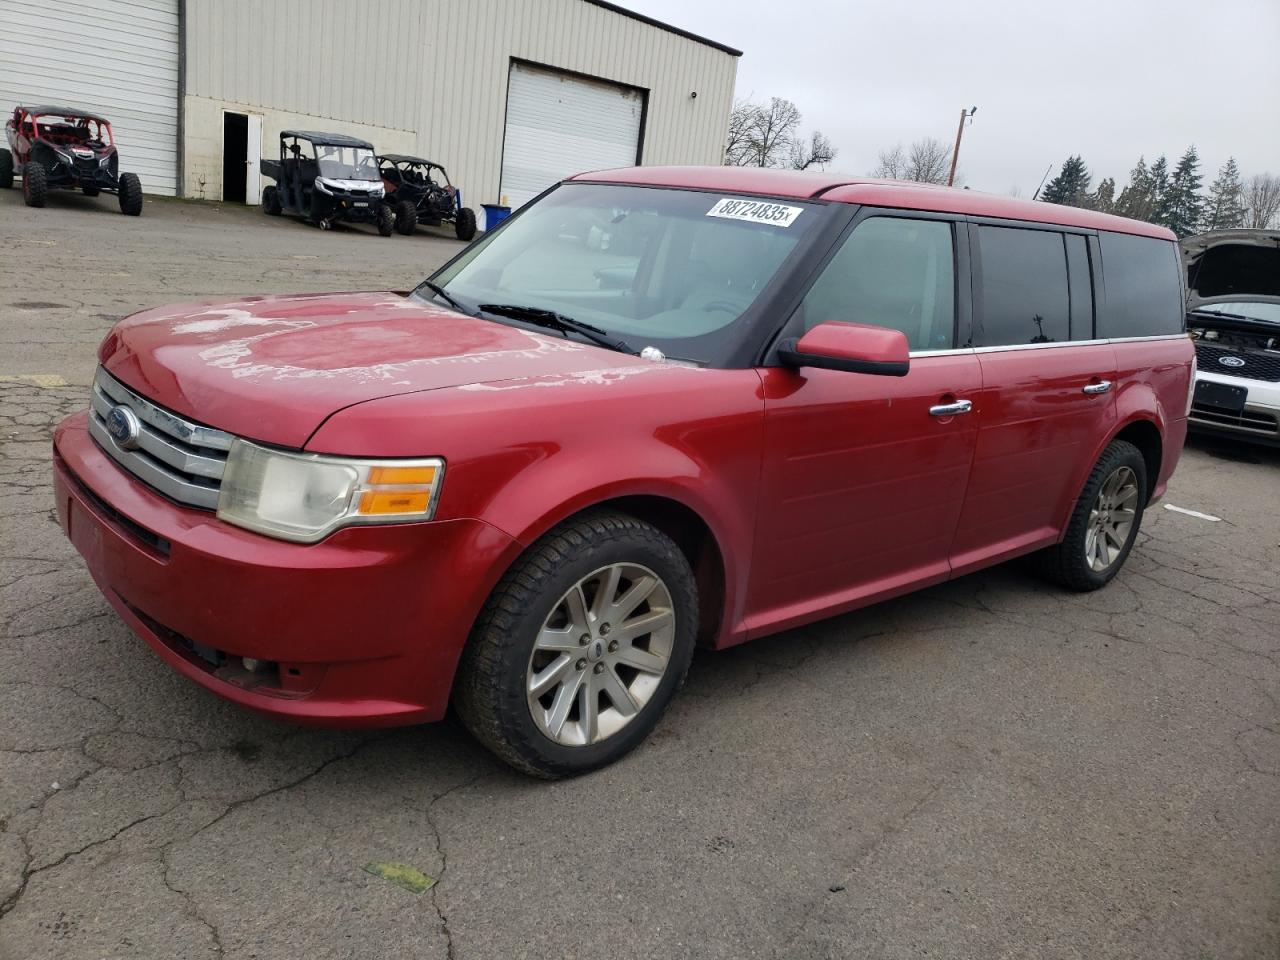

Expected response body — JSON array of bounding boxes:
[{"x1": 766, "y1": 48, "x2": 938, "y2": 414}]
[{"x1": 947, "y1": 106, "x2": 977, "y2": 187}]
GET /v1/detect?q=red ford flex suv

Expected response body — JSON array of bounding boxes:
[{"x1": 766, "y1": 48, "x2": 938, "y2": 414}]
[{"x1": 53, "y1": 167, "x2": 1193, "y2": 777}]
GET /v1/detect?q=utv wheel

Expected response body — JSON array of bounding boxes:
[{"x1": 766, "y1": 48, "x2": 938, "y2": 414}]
[
  {"x1": 0, "y1": 148, "x2": 13, "y2": 189},
  {"x1": 22, "y1": 162, "x2": 47, "y2": 207},
  {"x1": 454, "y1": 206, "x2": 477, "y2": 241},
  {"x1": 376, "y1": 203, "x2": 395, "y2": 237},
  {"x1": 454, "y1": 511, "x2": 698, "y2": 778},
  {"x1": 82, "y1": 182, "x2": 100, "y2": 197},
  {"x1": 118, "y1": 172, "x2": 143, "y2": 216},
  {"x1": 394, "y1": 199, "x2": 417, "y2": 235},
  {"x1": 1034, "y1": 439, "x2": 1147, "y2": 591},
  {"x1": 262, "y1": 185, "x2": 281, "y2": 215}
]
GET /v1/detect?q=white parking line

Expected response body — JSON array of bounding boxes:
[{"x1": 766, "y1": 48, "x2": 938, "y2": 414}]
[
  {"x1": 0, "y1": 374, "x2": 68, "y2": 388},
  {"x1": 1163, "y1": 504, "x2": 1222, "y2": 522}
]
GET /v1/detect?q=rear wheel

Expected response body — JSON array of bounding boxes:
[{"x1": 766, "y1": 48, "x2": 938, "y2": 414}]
[
  {"x1": 0, "y1": 148, "x2": 13, "y2": 189},
  {"x1": 1033, "y1": 439, "x2": 1147, "y2": 591},
  {"x1": 394, "y1": 199, "x2": 417, "y2": 235},
  {"x1": 454, "y1": 206, "x2": 477, "y2": 241},
  {"x1": 22, "y1": 162, "x2": 47, "y2": 207},
  {"x1": 118, "y1": 172, "x2": 143, "y2": 215},
  {"x1": 376, "y1": 203, "x2": 395, "y2": 237},
  {"x1": 262, "y1": 185, "x2": 281, "y2": 215},
  {"x1": 454, "y1": 511, "x2": 697, "y2": 778}
]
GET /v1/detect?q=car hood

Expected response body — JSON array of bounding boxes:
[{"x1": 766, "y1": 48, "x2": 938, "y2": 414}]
[
  {"x1": 1182, "y1": 229, "x2": 1280, "y2": 313},
  {"x1": 100, "y1": 291, "x2": 641, "y2": 447}
]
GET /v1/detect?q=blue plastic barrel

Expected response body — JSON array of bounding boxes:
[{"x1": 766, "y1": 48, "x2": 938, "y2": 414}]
[{"x1": 481, "y1": 204, "x2": 511, "y2": 231}]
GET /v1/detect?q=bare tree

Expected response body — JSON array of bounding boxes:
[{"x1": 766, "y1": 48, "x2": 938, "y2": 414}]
[
  {"x1": 1243, "y1": 173, "x2": 1280, "y2": 229},
  {"x1": 724, "y1": 97, "x2": 821, "y2": 169},
  {"x1": 870, "y1": 138, "x2": 952, "y2": 184},
  {"x1": 907, "y1": 137, "x2": 951, "y2": 185},
  {"x1": 871, "y1": 144, "x2": 907, "y2": 179},
  {"x1": 724, "y1": 100, "x2": 759, "y2": 167},
  {"x1": 790, "y1": 130, "x2": 837, "y2": 171}
]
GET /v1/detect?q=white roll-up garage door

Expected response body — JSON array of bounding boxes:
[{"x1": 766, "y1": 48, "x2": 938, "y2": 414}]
[
  {"x1": 0, "y1": 0, "x2": 179, "y2": 195},
  {"x1": 500, "y1": 62, "x2": 644, "y2": 210}
]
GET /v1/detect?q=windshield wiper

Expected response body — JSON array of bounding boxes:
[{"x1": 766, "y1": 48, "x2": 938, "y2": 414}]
[
  {"x1": 420, "y1": 280, "x2": 474, "y2": 316},
  {"x1": 478, "y1": 304, "x2": 632, "y2": 354},
  {"x1": 1191, "y1": 308, "x2": 1266, "y2": 323}
]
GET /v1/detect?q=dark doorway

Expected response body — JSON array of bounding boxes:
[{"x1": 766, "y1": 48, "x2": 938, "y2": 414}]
[{"x1": 222, "y1": 112, "x2": 248, "y2": 203}]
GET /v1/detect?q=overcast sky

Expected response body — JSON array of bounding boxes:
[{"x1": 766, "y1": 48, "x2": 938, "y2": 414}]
[{"x1": 629, "y1": 0, "x2": 1280, "y2": 195}]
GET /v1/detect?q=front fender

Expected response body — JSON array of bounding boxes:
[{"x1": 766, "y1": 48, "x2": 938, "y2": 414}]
[{"x1": 307, "y1": 366, "x2": 767, "y2": 646}]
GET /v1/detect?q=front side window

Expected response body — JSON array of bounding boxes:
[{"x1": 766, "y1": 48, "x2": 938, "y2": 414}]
[
  {"x1": 425, "y1": 183, "x2": 821, "y2": 363},
  {"x1": 797, "y1": 216, "x2": 956, "y2": 352},
  {"x1": 977, "y1": 226, "x2": 1070, "y2": 345}
]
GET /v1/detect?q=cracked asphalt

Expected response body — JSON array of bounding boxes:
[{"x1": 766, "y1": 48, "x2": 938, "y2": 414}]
[{"x1": 2, "y1": 188, "x2": 1278, "y2": 960}]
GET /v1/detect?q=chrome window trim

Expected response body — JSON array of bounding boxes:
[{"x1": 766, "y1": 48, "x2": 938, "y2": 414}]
[{"x1": 908, "y1": 334, "x2": 1185, "y2": 358}]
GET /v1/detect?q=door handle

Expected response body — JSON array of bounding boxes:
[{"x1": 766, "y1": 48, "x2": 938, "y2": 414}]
[
  {"x1": 1082, "y1": 380, "x2": 1113, "y2": 395},
  {"x1": 929, "y1": 399, "x2": 973, "y2": 417}
]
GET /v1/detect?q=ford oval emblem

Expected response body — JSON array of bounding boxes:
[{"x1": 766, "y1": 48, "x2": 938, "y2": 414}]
[
  {"x1": 1218, "y1": 355, "x2": 1246, "y2": 368},
  {"x1": 105, "y1": 404, "x2": 141, "y2": 449}
]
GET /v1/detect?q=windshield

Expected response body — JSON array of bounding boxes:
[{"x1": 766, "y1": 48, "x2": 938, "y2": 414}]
[
  {"x1": 316, "y1": 145, "x2": 378, "y2": 181},
  {"x1": 1195, "y1": 301, "x2": 1280, "y2": 324},
  {"x1": 421, "y1": 183, "x2": 819, "y2": 361}
]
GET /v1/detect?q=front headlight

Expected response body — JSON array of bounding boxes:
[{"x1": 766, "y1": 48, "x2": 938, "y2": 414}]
[{"x1": 216, "y1": 440, "x2": 444, "y2": 543}]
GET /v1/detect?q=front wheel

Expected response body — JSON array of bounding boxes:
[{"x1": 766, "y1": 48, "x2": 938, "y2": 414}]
[
  {"x1": 1033, "y1": 439, "x2": 1147, "y2": 591},
  {"x1": 118, "y1": 172, "x2": 143, "y2": 215},
  {"x1": 0, "y1": 148, "x2": 13, "y2": 189},
  {"x1": 454, "y1": 206, "x2": 477, "y2": 241},
  {"x1": 22, "y1": 162, "x2": 47, "y2": 207},
  {"x1": 454, "y1": 511, "x2": 698, "y2": 778},
  {"x1": 376, "y1": 203, "x2": 395, "y2": 237}
]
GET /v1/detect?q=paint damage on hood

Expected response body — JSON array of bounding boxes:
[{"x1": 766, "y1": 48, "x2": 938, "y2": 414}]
[{"x1": 97, "y1": 291, "x2": 654, "y2": 448}]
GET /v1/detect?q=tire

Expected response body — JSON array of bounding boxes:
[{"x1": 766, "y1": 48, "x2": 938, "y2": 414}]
[
  {"x1": 118, "y1": 172, "x2": 143, "y2": 216},
  {"x1": 22, "y1": 161, "x2": 47, "y2": 207},
  {"x1": 82, "y1": 182, "x2": 100, "y2": 197},
  {"x1": 262, "y1": 185, "x2": 281, "y2": 215},
  {"x1": 0, "y1": 148, "x2": 13, "y2": 189},
  {"x1": 1033, "y1": 439, "x2": 1148, "y2": 591},
  {"x1": 376, "y1": 203, "x2": 395, "y2": 237},
  {"x1": 454, "y1": 511, "x2": 698, "y2": 778},
  {"x1": 394, "y1": 199, "x2": 417, "y2": 235},
  {"x1": 454, "y1": 206, "x2": 477, "y2": 241}
]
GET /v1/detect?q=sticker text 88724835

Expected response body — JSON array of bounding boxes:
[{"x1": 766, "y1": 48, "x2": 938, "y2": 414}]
[{"x1": 706, "y1": 198, "x2": 804, "y2": 227}]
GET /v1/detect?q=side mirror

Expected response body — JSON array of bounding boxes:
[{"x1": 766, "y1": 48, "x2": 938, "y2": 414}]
[{"x1": 777, "y1": 321, "x2": 910, "y2": 377}]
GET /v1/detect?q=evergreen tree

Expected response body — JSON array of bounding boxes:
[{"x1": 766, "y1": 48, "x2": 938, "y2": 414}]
[
  {"x1": 1116, "y1": 157, "x2": 1154, "y2": 221},
  {"x1": 1162, "y1": 146, "x2": 1206, "y2": 237},
  {"x1": 1088, "y1": 177, "x2": 1116, "y2": 213},
  {"x1": 1150, "y1": 155, "x2": 1172, "y2": 227},
  {"x1": 1204, "y1": 157, "x2": 1246, "y2": 231},
  {"x1": 1040, "y1": 155, "x2": 1092, "y2": 206}
]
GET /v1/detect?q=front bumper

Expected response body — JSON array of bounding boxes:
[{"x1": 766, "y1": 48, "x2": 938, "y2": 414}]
[
  {"x1": 53, "y1": 411, "x2": 518, "y2": 726},
  {"x1": 1188, "y1": 370, "x2": 1280, "y2": 445}
]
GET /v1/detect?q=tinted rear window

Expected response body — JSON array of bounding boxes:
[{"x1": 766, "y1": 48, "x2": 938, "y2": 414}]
[
  {"x1": 1098, "y1": 232, "x2": 1183, "y2": 337},
  {"x1": 977, "y1": 226, "x2": 1070, "y2": 345}
]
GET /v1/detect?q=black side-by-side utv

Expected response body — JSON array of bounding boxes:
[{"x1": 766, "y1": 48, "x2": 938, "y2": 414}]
[
  {"x1": 260, "y1": 131, "x2": 394, "y2": 236},
  {"x1": 3, "y1": 105, "x2": 143, "y2": 214},
  {"x1": 377, "y1": 154, "x2": 477, "y2": 240}
]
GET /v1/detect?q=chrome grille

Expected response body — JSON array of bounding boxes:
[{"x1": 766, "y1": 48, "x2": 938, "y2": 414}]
[{"x1": 88, "y1": 367, "x2": 234, "y2": 510}]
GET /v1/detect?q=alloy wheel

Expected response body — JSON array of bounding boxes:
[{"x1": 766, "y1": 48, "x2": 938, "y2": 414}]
[
  {"x1": 526, "y1": 563, "x2": 675, "y2": 747},
  {"x1": 1084, "y1": 465, "x2": 1139, "y2": 572}
]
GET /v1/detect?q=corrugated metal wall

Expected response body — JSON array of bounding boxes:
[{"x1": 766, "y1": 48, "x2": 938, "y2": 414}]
[{"x1": 183, "y1": 0, "x2": 737, "y2": 205}]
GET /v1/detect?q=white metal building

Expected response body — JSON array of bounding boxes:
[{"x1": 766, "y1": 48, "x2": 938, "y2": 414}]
[{"x1": 1, "y1": 0, "x2": 740, "y2": 216}]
